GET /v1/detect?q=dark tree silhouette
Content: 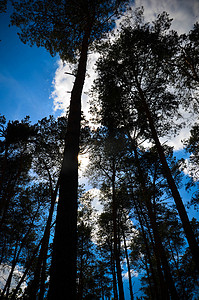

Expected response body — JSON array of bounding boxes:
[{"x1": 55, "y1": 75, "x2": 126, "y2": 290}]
[{"x1": 10, "y1": 1, "x2": 130, "y2": 298}]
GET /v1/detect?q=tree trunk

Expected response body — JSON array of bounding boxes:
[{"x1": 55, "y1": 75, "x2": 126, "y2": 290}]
[
  {"x1": 168, "y1": 241, "x2": 188, "y2": 300},
  {"x1": 1, "y1": 241, "x2": 18, "y2": 300},
  {"x1": 29, "y1": 190, "x2": 57, "y2": 300},
  {"x1": 135, "y1": 77, "x2": 199, "y2": 272},
  {"x1": 10, "y1": 240, "x2": 43, "y2": 300},
  {"x1": 48, "y1": 26, "x2": 92, "y2": 300},
  {"x1": 112, "y1": 159, "x2": 125, "y2": 300},
  {"x1": 77, "y1": 230, "x2": 84, "y2": 300},
  {"x1": 1, "y1": 205, "x2": 40, "y2": 299},
  {"x1": 121, "y1": 225, "x2": 134, "y2": 300},
  {"x1": 132, "y1": 144, "x2": 179, "y2": 299},
  {"x1": 110, "y1": 241, "x2": 118, "y2": 300},
  {"x1": 132, "y1": 192, "x2": 161, "y2": 300}
]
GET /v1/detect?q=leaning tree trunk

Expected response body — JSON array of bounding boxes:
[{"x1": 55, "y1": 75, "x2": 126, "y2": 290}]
[
  {"x1": 134, "y1": 75, "x2": 199, "y2": 273},
  {"x1": 48, "y1": 25, "x2": 92, "y2": 300}
]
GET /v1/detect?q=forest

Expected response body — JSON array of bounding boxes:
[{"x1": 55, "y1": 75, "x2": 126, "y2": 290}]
[{"x1": 0, "y1": 0, "x2": 199, "y2": 299}]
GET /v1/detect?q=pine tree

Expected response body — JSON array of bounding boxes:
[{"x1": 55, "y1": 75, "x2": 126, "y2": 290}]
[
  {"x1": 10, "y1": 2, "x2": 130, "y2": 298},
  {"x1": 91, "y1": 9, "x2": 199, "y2": 272}
]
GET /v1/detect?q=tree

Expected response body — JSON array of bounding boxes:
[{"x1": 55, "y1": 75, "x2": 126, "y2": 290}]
[
  {"x1": 24, "y1": 116, "x2": 66, "y2": 300},
  {"x1": 86, "y1": 129, "x2": 127, "y2": 300},
  {"x1": 0, "y1": 116, "x2": 36, "y2": 230},
  {"x1": 10, "y1": 1, "x2": 130, "y2": 298},
  {"x1": 0, "y1": 184, "x2": 49, "y2": 300},
  {"x1": 91, "y1": 9, "x2": 199, "y2": 272}
]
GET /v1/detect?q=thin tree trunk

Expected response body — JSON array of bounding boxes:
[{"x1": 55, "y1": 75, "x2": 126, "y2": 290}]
[
  {"x1": 168, "y1": 241, "x2": 188, "y2": 300},
  {"x1": 132, "y1": 193, "x2": 161, "y2": 300},
  {"x1": 1, "y1": 204, "x2": 40, "y2": 299},
  {"x1": 48, "y1": 25, "x2": 92, "y2": 300},
  {"x1": 10, "y1": 238, "x2": 45, "y2": 300},
  {"x1": 144, "y1": 256, "x2": 154, "y2": 300},
  {"x1": 77, "y1": 229, "x2": 84, "y2": 300},
  {"x1": 110, "y1": 240, "x2": 118, "y2": 300},
  {"x1": 29, "y1": 190, "x2": 57, "y2": 300},
  {"x1": 38, "y1": 252, "x2": 47, "y2": 300},
  {"x1": 112, "y1": 158, "x2": 125, "y2": 300},
  {"x1": 121, "y1": 225, "x2": 134, "y2": 300},
  {"x1": 1, "y1": 241, "x2": 19, "y2": 300},
  {"x1": 132, "y1": 144, "x2": 179, "y2": 299}
]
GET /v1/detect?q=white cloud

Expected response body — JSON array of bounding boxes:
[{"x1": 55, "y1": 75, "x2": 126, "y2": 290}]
[
  {"x1": 87, "y1": 188, "x2": 104, "y2": 215},
  {"x1": 123, "y1": 269, "x2": 139, "y2": 278},
  {"x1": 51, "y1": 60, "x2": 74, "y2": 113},
  {"x1": 160, "y1": 109, "x2": 196, "y2": 150},
  {"x1": 51, "y1": 52, "x2": 99, "y2": 121},
  {"x1": 134, "y1": 0, "x2": 199, "y2": 33}
]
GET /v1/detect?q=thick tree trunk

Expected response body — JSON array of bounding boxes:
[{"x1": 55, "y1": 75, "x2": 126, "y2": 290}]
[
  {"x1": 135, "y1": 78, "x2": 199, "y2": 272},
  {"x1": 48, "y1": 26, "x2": 91, "y2": 300}
]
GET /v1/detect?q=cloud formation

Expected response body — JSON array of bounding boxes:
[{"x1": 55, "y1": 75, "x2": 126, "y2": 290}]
[
  {"x1": 134, "y1": 0, "x2": 199, "y2": 33},
  {"x1": 51, "y1": 52, "x2": 99, "y2": 119}
]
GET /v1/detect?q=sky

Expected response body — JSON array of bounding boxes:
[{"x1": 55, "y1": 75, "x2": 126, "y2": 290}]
[
  {"x1": 0, "y1": 0, "x2": 199, "y2": 298},
  {"x1": 0, "y1": 0, "x2": 198, "y2": 132}
]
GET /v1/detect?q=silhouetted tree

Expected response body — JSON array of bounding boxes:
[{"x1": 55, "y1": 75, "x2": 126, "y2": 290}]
[{"x1": 10, "y1": 1, "x2": 130, "y2": 297}]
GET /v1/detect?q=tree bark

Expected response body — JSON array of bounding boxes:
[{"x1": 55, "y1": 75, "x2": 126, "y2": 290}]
[{"x1": 48, "y1": 25, "x2": 92, "y2": 300}]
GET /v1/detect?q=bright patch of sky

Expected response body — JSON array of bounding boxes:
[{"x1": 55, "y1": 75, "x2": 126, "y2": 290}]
[
  {"x1": 51, "y1": 52, "x2": 99, "y2": 122},
  {"x1": 0, "y1": 264, "x2": 26, "y2": 293}
]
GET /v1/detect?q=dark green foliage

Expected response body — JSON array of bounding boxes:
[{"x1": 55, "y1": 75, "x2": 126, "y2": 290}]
[
  {"x1": 10, "y1": 0, "x2": 129, "y2": 62},
  {"x1": 0, "y1": 0, "x2": 7, "y2": 13},
  {"x1": 91, "y1": 10, "x2": 181, "y2": 139}
]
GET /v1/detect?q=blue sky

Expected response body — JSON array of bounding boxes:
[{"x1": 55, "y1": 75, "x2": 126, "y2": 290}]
[
  {"x1": 0, "y1": 7, "x2": 59, "y2": 124},
  {"x1": 1, "y1": 0, "x2": 199, "y2": 126}
]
